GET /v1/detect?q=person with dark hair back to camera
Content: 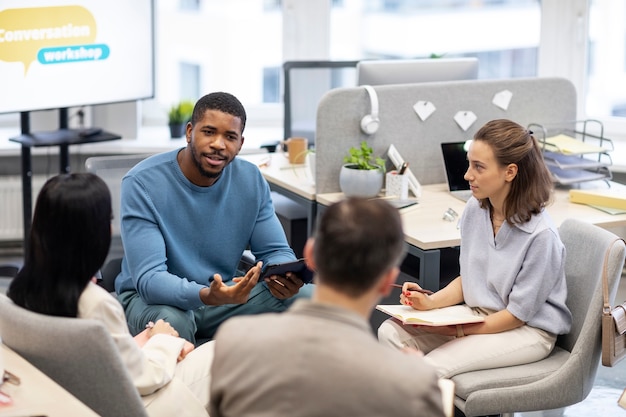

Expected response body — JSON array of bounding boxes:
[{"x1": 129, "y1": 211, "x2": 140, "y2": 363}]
[
  {"x1": 378, "y1": 119, "x2": 572, "y2": 381},
  {"x1": 209, "y1": 197, "x2": 446, "y2": 417},
  {"x1": 114, "y1": 92, "x2": 313, "y2": 345},
  {"x1": 8, "y1": 173, "x2": 214, "y2": 417}
]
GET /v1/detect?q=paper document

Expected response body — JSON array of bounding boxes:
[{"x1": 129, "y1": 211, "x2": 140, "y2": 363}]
[
  {"x1": 376, "y1": 304, "x2": 484, "y2": 326},
  {"x1": 542, "y1": 134, "x2": 607, "y2": 155},
  {"x1": 569, "y1": 189, "x2": 626, "y2": 211},
  {"x1": 588, "y1": 205, "x2": 626, "y2": 215}
]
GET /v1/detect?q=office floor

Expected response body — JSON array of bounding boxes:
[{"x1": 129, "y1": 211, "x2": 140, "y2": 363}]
[{"x1": 1, "y1": 245, "x2": 625, "y2": 416}]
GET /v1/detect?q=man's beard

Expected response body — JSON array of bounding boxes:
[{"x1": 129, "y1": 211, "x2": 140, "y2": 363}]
[{"x1": 191, "y1": 146, "x2": 223, "y2": 180}]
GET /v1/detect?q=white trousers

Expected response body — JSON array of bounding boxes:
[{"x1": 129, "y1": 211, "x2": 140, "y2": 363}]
[
  {"x1": 143, "y1": 341, "x2": 215, "y2": 417},
  {"x1": 377, "y1": 305, "x2": 556, "y2": 378}
]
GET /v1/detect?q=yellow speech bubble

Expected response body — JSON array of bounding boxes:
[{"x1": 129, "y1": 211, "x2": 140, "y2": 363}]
[{"x1": 0, "y1": 5, "x2": 97, "y2": 74}]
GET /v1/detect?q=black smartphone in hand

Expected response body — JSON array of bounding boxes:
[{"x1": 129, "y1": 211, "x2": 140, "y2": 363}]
[{"x1": 261, "y1": 259, "x2": 314, "y2": 284}]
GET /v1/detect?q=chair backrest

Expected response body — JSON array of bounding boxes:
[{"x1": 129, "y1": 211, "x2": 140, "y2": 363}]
[
  {"x1": 0, "y1": 262, "x2": 20, "y2": 278},
  {"x1": 85, "y1": 154, "x2": 154, "y2": 238},
  {"x1": 557, "y1": 219, "x2": 625, "y2": 392},
  {"x1": 0, "y1": 294, "x2": 148, "y2": 417},
  {"x1": 99, "y1": 256, "x2": 123, "y2": 293}
]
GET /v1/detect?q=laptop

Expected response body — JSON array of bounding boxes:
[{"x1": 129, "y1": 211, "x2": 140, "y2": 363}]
[{"x1": 440, "y1": 142, "x2": 473, "y2": 202}]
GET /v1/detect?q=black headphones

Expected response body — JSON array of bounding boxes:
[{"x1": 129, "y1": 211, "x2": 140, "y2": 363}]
[{"x1": 360, "y1": 85, "x2": 380, "y2": 135}]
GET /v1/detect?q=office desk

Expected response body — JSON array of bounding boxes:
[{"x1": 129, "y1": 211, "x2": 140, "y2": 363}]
[
  {"x1": 316, "y1": 187, "x2": 457, "y2": 290},
  {"x1": 317, "y1": 183, "x2": 626, "y2": 291},
  {"x1": 0, "y1": 344, "x2": 99, "y2": 417},
  {"x1": 240, "y1": 153, "x2": 316, "y2": 235}
]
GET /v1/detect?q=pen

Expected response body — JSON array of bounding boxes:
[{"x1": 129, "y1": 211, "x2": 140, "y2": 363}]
[
  {"x1": 390, "y1": 283, "x2": 433, "y2": 295},
  {"x1": 398, "y1": 162, "x2": 409, "y2": 175},
  {"x1": 272, "y1": 278, "x2": 286, "y2": 287}
]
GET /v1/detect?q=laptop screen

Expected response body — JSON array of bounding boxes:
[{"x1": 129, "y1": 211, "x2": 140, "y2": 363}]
[{"x1": 440, "y1": 142, "x2": 470, "y2": 192}]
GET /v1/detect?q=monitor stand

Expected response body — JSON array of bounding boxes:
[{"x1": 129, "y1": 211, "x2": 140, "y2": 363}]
[{"x1": 9, "y1": 108, "x2": 121, "y2": 252}]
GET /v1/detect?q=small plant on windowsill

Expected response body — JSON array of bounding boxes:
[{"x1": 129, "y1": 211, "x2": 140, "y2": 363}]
[
  {"x1": 167, "y1": 100, "x2": 194, "y2": 138},
  {"x1": 340, "y1": 141, "x2": 385, "y2": 198}
]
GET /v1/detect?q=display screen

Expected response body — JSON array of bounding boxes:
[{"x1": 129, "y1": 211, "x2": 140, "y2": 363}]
[
  {"x1": 0, "y1": 0, "x2": 154, "y2": 114},
  {"x1": 357, "y1": 58, "x2": 479, "y2": 86}
]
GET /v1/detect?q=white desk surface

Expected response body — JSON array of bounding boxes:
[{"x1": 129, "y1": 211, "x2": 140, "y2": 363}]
[
  {"x1": 317, "y1": 183, "x2": 626, "y2": 251},
  {"x1": 240, "y1": 152, "x2": 315, "y2": 200},
  {"x1": 0, "y1": 344, "x2": 99, "y2": 417}
]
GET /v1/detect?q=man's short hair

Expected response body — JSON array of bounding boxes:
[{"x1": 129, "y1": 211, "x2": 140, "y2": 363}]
[
  {"x1": 192, "y1": 92, "x2": 247, "y2": 132},
  {"x1": 313, "y1": 197, "x2": 406, "y2": 296}
]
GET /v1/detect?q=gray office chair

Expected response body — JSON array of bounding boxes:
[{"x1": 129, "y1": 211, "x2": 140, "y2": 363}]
[
  {"x1": 452, "y1": 218, "x2": 626, "y2": 417},
  {"x1": 0, "y1": 262, "x2": 20, "y2": 278},
  {"x1": 85, "y1": 153, "x2": 155, "y2": 239},
  {"x1": 86, "y1": 154, "x2": 154, "y2": 291},
  {"x1": 99, "y1": 256, "x2": 124, "y2": 293},
  {"x1": 0, "y1": 293, "x2": 148, "y2": 417}
]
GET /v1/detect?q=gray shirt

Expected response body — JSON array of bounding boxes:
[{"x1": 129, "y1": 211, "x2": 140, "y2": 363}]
[{"x1": 459, "y1": 197, "x2": 572, "y2": 335}]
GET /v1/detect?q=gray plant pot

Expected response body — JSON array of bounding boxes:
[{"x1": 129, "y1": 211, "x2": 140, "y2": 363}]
[
  {"x1": 339, "y1": 164, "x2": 384, "y2": 198},
  {"x1": 169, "y1": 123, "x2": 186, "y2": 138}
]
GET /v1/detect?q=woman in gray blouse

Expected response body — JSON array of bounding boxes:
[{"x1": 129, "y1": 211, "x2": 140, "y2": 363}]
[{"x1": 378, "y1": 119, "x2": 572, "y2": 378}]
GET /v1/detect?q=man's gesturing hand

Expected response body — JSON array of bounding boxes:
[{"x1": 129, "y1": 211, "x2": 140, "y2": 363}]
[{"x1": 199, "y1": 261, "x2": 262, "y2": 305}]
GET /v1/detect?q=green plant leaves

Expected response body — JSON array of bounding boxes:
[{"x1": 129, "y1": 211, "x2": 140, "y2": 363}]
[
  {"x1": 168, "y1": 100, "x2": 194, "y2": 124},
  {"x1": 343, "y1": 140, "x2": 385, "y2": 171}
]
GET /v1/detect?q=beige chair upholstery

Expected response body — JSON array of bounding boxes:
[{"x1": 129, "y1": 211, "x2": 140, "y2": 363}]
[
  {"x1": 0, "y1": 293, "x2": 148, "y2": 417},
  {"x1": 452, "y1": 218, "x2": 626, "y2": 417}
]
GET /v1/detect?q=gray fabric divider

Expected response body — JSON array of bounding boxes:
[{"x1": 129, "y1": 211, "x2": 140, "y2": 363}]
[{"x1": 314, "y1": 77, "x2": 576, "y2": 194}]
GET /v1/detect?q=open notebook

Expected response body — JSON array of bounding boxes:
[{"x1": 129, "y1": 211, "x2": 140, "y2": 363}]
[
  {"x1": 376, "y1": 304, "x2": 485, "y2": 326},
  {"x1": 441, "y1": 142, "x2": 472, "y2": 202}
]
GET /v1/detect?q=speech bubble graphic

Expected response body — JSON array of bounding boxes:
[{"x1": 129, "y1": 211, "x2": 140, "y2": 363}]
[{"x1": 0, "y1": 5, "x2": 97, "y2": 74}]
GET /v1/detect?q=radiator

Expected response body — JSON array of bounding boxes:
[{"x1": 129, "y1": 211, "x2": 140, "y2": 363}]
[{"x1": 0, "y1": 175, "x2": 48, "y2": 241}]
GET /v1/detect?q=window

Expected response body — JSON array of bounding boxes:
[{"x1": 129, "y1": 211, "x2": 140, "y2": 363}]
[
  {"x1": 179, "y1": 0, "x2": 200, "y2": 12},
  {"x1": 263, "y1": 0, "x2": 280, "y2": 11},
  {"x1": 586, "y1": 0, "x2": 626, "y2": 120},
  {"x1": 330, "y1": 1, "x2": 540, "y2": 80},
  {"x1": 3, "y1": 0, "x2": 624, "y2": 165},
  {"x1": 263, "y1": 67, "x2": 281, "y2": 103},
  {"x1": 180, "y1": 62, "x2": 201, "y2": 102}
]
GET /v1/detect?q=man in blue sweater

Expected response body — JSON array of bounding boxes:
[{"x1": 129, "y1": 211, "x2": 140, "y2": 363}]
[{"x1": 115, "y1": 92, "x2": 313, "y2": 344}]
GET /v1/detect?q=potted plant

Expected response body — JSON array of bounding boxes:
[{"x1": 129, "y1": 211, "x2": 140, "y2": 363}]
[
  {"x1": 167, "y1": 100, "x2": 194, "y2": 138},
  {"x1": 339, "y1": 141, "x2": 385, "y2": 198}
]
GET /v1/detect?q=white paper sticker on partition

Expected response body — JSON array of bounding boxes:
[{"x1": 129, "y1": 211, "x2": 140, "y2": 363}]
[
  {"x1": 453, "y1": 111, "x2": 477, "y2": 131},
  {"x1": 492, "y1": 90, "x2": 513, "y2": 110},
  {"x1": 413, "y1": 100, "x2": 436, "y2": 121}
]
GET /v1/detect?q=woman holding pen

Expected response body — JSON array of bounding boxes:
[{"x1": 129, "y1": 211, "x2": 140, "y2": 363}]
[{"x1": 378, "y1": 119, "x2": 572, "y2": 378}]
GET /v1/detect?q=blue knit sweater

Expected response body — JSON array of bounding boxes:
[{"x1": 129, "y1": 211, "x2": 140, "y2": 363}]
[{"x1": 115, "y1": 149, "x2": 296, "y2": 310}]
